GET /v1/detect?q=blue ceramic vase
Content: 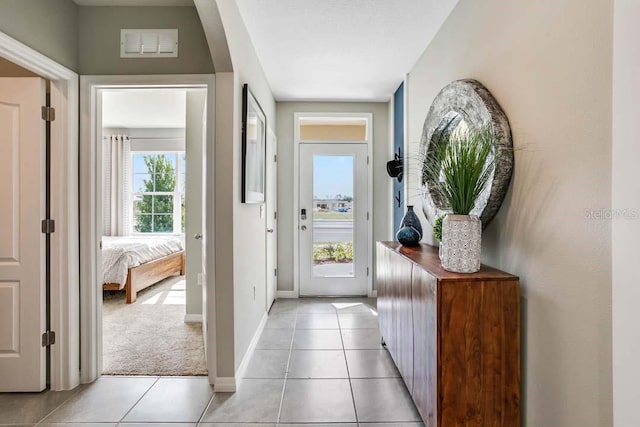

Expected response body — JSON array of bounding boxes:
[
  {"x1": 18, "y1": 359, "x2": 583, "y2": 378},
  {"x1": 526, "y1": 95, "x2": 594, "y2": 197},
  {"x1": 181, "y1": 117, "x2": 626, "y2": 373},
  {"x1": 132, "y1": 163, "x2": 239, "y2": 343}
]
[
  {"x1": 400, "y1": 205, "x2": 423, "y2": 239},
  {"x1": 396, "y1": 206, "x2": 423, "y2": 246},
  {"x1": 396, "y1": 226, "x2": 421, "y2": 246}
]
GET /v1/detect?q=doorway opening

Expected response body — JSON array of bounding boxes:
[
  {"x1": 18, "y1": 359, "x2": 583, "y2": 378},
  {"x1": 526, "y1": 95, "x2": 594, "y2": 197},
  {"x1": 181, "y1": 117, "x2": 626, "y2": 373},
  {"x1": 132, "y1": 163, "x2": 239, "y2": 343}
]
[
  {"x1": 80, "y1": 75, "x2": 215, "y2": 384},
  {"x1": 294, "y1": 114, "x2": 373, "y2": 297},
  {"x1": 97, "y1": 87, "x2": 207, "y2": 376}
]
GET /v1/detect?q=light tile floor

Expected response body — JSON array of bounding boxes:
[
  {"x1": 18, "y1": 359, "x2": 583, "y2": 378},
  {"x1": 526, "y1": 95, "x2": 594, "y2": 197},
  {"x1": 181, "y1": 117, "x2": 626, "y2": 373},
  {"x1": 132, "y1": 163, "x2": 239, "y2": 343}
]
[{"x1": 0, "y1": 298, "x2": 423, "y2": 427}]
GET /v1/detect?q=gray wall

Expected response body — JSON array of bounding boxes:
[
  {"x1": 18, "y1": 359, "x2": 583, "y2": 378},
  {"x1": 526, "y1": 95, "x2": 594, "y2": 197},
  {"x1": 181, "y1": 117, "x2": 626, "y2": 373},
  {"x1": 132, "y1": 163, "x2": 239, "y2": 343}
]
[
  {"x1": 211, "y1": 0, "x2": 276, "y2": 379},
  {"x1": 185, "y1": 90, "x2": 207, "y2": 318},
  {"x1": 406, "y1": 0, "x2": 612, "y2": 425},
  {"x1": 276, "y1": 102, "x2": 390, "y2": 293},
  {"x1": 78, "y1": 6, "x2": 214, "y2": 75},
  {"x1": 0, "y1": 0, "x2": 79, "y2": 71}
]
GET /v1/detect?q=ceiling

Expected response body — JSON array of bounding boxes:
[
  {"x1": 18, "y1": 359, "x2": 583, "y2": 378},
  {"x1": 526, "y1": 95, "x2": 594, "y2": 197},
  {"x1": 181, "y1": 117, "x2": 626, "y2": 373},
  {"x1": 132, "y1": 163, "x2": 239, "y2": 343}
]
[
  {"x1": 236, "y1": 0, "x2": 459, "y2": 102},
  {"x1": 74, "y1": 0, "x2": 457, "y2": 101},
  {"x1": 73, "y1": 0, "x2": 193, "y2": 6},
  {"x1": 102, "y1": 90, "x2": 186, "y2": 129}
]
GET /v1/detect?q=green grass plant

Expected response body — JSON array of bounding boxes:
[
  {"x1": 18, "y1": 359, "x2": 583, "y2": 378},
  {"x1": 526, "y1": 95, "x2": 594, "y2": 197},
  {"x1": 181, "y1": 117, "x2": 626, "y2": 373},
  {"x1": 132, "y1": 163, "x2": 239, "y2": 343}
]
[{"x1": 422, "y1": 120, "x2": 495, "y2": 215}]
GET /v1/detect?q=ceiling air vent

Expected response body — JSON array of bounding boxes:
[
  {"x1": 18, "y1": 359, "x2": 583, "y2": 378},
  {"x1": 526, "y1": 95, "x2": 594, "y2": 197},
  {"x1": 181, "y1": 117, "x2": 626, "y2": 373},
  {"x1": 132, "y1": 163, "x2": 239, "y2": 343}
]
[{"x1": 120, "y1": 29, "x2": 178, "y2": 58}]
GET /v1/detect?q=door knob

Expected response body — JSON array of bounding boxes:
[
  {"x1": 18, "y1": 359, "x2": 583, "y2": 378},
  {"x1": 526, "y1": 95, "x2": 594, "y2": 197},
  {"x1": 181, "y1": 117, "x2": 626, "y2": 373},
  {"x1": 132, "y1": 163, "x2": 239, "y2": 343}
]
[
  {"x1": 301, "y1": 225, "x2": 307, "y2": 231},
  {"x1": 267, "y1": 228, "x2": 274, "y2": 233},
  {"x1": 194, "y1": 234, "x2": 202, "y2": 240}
]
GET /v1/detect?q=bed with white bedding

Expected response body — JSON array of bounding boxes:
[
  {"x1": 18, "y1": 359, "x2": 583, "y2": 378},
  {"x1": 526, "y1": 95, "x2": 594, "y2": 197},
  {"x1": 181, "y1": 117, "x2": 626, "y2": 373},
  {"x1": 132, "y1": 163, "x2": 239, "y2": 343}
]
[{"x1": 102, "y1": 236, "x2": 185, "y2": 303}]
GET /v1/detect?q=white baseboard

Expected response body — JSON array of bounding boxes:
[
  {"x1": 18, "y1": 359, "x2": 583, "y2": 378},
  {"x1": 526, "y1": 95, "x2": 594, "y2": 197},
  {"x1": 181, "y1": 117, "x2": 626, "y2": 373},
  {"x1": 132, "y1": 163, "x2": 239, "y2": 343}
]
[
  {"x1": 184, "y1": 313, "x2": 203, "y2": 323},
  {"x1": 213, "y1": 311, "x2": 268, "y2": 393},
  {"x1": 276, "y1": 290, "x2": 298, "y2": 298},
  {"x1": 235, "y1": 311, "x2": 268, "y2": 381},
  {"x1": 213, "y1": 377, "x2": 236, "y2": 392}
]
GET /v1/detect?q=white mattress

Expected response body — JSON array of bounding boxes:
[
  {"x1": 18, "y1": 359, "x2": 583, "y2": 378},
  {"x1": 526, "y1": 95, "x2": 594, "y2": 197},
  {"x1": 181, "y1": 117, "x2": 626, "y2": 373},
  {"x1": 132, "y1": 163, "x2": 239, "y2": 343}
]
[{"x1": 102, "y1": 236, "x2": 184, "y2": 287}]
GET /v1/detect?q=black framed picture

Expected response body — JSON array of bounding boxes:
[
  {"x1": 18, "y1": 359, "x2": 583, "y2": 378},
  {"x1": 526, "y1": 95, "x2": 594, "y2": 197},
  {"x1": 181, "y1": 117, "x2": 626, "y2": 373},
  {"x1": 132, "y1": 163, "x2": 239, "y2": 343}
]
[{"x1": 242, "y1": 84, "x2": 266, "y2": 203}]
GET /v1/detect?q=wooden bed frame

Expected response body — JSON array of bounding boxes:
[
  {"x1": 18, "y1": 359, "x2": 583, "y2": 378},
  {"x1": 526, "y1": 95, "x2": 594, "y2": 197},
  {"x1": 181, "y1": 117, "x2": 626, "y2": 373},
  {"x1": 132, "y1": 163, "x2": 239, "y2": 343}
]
[{"x1": 103, "y1": 250, "x2": 185, "y2": 304}]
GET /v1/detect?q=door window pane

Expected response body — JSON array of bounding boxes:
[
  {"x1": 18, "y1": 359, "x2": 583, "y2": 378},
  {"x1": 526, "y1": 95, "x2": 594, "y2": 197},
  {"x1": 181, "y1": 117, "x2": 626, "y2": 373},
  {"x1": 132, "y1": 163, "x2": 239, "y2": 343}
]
[{"x1": 312, "y1": 155, "x2": 354, "y2": 278}]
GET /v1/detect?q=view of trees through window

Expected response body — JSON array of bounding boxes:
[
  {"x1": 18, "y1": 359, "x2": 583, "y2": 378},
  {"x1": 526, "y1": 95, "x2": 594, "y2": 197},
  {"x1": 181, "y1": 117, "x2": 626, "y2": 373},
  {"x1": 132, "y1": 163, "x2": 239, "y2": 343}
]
[{"x1": 132, "y1": 153, "x2": 185, "y2": 233}]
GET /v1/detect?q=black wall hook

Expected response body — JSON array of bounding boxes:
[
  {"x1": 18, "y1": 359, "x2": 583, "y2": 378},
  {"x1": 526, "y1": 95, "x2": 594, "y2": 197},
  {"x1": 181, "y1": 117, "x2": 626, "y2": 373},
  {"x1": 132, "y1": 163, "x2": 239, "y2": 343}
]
[{"x1": 386, "y1": 147, "x2": 403, "y2": 182}]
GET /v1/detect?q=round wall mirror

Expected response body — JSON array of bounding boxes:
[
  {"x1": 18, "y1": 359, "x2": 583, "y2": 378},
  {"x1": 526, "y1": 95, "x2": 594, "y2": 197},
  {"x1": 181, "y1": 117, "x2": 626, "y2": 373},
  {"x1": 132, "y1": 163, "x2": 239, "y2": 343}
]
[{"x1": 420, "y1": 79, "x2": 513, "y2": 227}]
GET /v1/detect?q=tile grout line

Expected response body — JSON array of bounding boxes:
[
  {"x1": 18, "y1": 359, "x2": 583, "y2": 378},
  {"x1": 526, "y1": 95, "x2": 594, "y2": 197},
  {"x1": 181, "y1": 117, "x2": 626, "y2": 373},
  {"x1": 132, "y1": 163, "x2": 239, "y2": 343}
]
[
  {"x1": 337, "y1": 309, "x2": 360, "y2": 426},
  {"x1": 195, "y1": 388, "x2": 216, "y2": 426},
  {"x1": 200, "y1": 301, "x2": 299, "y2": 426},
  {"x1": 116, "y1": 376, "x2": 161, "y2": 424},
  {"x1": 33, "y1": 382, "x2": 87, "y2": 425},
  {"x1": 275, "y1": 302, "x2": 298, "y2": 426}
]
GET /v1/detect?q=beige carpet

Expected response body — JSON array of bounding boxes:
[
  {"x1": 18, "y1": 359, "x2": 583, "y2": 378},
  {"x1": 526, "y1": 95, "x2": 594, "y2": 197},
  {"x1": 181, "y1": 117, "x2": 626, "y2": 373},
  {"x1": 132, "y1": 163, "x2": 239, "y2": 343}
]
[{"x1": 102, "y1": 275, "x2": 207, "y2": 376}]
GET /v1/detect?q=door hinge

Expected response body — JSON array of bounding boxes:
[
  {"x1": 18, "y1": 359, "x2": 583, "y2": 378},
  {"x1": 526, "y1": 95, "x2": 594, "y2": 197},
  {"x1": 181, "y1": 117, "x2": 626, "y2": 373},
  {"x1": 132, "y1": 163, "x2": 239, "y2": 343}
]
[
  {"x1": 274, "y1": 268, "x2": 277, "y2": 277},
  {"x1": 367, "y1": 212, "x2": 370, "y2": 221},
  {"x1": 274, "y1": 154, "x2": 277, "y2": 163},
  {"x1": 41, "y1": 219, "x2": 55, "y2": 234},
  {"x1": 42, "y1": 330, "x2": 56, "y2": 347},
  {"x1": 274, "y1": 211, "x2": 277, "y2": 220},
  {"x1": 367, "y1": 155, "x2": 370, "y2": 165},
  {"x1": 41, "y1": 106, "x2": 56, "y2": 122},
  {"x1": 367, "y1": 267, "x2": 370, "y2": 276}
]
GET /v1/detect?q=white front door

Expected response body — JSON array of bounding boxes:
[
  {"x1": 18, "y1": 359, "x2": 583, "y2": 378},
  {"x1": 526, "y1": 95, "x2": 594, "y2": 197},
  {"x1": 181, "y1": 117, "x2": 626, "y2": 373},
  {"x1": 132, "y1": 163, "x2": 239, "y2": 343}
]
[
  {"x1": 266, "y1": 128, "x2": 277, "y2": 310},
  {"x1": 0, "y1": 77, "x2": 47, "y2": 391},
  {"x1": 299, "y1": 143, "x2": 369, "y2": 296}
]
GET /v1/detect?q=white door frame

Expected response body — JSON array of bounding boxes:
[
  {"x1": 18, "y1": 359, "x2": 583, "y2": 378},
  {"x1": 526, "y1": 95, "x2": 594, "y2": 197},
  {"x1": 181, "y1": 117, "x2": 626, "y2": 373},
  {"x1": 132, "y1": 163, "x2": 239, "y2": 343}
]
[
  {"x1": 79, "y1": 75, "x2": 216, "y2": 384},
  {"x1": 292, "y1": 112, "x2": 374, "y2": 298},
  {"x1": 0, "y1": 32, "x2": 79, "y2": 391}
]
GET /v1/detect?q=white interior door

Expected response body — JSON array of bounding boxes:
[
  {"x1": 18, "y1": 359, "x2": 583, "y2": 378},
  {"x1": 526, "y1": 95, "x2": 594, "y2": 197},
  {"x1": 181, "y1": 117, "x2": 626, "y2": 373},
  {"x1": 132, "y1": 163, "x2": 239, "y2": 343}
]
[
  {"x1": 299, "y1": 143, "x2": 369, "y2": 296},
  {"x1": 185, "y1": 90, "x2": 207, "y2": 321},
  {"x1": 266, "y1": 128, "x2": 277, "y2": 310},
  {"x1": 0, "y1": 77, "x2": 47, "y2": 391}
]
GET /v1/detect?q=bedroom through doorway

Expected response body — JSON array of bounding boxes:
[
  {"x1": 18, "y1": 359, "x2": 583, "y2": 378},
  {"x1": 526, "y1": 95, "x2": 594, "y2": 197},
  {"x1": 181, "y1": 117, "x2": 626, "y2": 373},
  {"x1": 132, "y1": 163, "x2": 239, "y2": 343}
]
[{"x1": 99, "y1": 87, "x2": 207, "y2": 376}]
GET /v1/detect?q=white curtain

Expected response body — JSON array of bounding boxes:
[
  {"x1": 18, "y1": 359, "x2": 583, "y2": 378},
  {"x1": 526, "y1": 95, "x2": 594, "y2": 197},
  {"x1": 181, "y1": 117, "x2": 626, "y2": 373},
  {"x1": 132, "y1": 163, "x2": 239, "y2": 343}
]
[{"x1": 102, "y1": 135, "x2": 132, "y2": 236}]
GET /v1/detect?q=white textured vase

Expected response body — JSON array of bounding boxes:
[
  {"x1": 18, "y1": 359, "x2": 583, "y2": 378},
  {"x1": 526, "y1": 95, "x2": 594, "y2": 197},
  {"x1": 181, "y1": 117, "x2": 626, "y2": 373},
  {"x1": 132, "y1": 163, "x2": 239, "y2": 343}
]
[{"x1": 440, "y1": 214, "x2": 482, "y2": 273}]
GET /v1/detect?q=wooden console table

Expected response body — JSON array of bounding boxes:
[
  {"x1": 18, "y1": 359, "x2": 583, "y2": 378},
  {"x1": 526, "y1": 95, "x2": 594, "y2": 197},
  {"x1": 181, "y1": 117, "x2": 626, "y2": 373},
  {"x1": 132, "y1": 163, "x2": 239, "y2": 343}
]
[{"x1": 376, "y1": 242, "x2": 520, "y2": 426}]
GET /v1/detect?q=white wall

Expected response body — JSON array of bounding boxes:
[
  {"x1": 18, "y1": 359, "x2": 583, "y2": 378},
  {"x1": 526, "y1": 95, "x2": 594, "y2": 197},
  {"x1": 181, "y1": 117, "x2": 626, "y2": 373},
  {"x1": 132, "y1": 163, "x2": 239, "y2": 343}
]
[
  {"x1": 102, "y1": 90, "x2": 187, "y2": 129},
  {"x1": 276, "y1": 102, "x2": 390, "y2": 293},
  {"x1": 612, "y1": 1, "x2": 640, "y2": 426},
  {"x1": 214, "y1": 0, "x2": 276, "y2": 379},
  {"x1": 406, "y1": 1, "x2": 613, "y2": 425}
]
